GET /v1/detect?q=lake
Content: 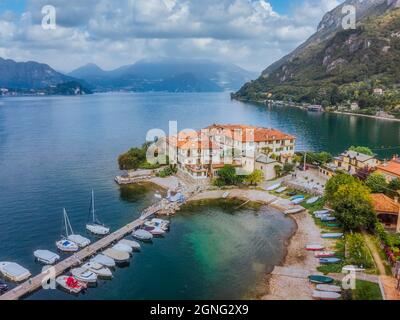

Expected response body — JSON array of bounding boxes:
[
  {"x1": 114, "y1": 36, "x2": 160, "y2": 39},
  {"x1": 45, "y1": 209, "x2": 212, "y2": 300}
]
[{"x1": 0, "y1": 92, "x2": 399, "y2": 299}]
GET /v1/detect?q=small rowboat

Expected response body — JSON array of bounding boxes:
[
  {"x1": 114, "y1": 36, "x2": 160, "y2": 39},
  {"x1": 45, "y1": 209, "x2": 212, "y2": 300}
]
[
  {"x1": 342, "y1": 265, "x2": 366, "y2": 273},
  {"x1": 313, "y1": 290, "x2": 341, "y2": 300},
  {"x1": 321, "y1": 216, "x2": 336, "y2": 222},
  {"x1": 315, "y1": 251, "x2": 336, "y2": 258},
  {"x1": 316, "y1": 284, "x2": 342, "y2": 293},
  {"x1": 292, "y1": 198, "x2": 305, "y2": 205},
  {"x1": 306, "y1": 244, "x2": 325, "y2": 251},
  {"x1": 287, "y1": 191, "x2": 297, "y2": 197},
  {"x1": 308, "y1": 275, "x2": 334, "y2": 284},
  {"x1": 291, "y1": 195, "x2": 305, "y2": 201},
  {"x1": 319, "y1": 258, "x2": 342, "y2": 264},
  {"x1": 275, "y1": 187, "x2": 287, "y2": 194},
  {"x1": 307, "y1": 197, "x2": 321, "y2": 204},
  {"x1": 267, "y1": 183, "x2": 281, "y2": 191},
  {"x1": 314, "y1": 210, "x2": 330, "y2": 215},
  {"x1": 321, "y1": 233, "x2": 344, "y2": 239},
  {"x1": 325, "y1": 223, "x2": 341, "y2": 228},
  {"x1": 285, "y1": 207, "x2": 305, "y2": 215}
]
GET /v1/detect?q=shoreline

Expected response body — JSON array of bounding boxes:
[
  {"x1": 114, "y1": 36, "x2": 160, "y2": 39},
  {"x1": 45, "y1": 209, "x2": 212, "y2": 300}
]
[{"x1": 145, "y1": 178, "x2": 324, "y2": 300}]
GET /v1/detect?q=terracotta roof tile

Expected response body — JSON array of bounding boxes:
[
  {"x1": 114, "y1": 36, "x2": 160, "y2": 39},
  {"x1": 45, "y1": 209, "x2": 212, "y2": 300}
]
[
  {"x1": 377, "y1": 159, "x2": 400, "y2": 178},
  {"x1": 371, "y1": 193, "x2": 399, "y2": 214}
]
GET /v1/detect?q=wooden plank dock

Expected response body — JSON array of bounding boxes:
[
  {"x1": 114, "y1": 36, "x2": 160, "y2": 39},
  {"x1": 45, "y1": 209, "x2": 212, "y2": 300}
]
[{"x1": 0, "y1": 203, "x2": 162, "y2": 301}]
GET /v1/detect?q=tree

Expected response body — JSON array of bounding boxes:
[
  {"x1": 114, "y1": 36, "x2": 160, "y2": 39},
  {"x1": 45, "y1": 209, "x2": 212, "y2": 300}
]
[
  {"x1": 283, "y1": 163, "x2": 295, "y2": 174},
  {"x1": 245, "y1": 170, "x2": 264, "y2": 186},
  {"x1": 331, "y1": 180, "x2": 377, "y2": 231},
  {"x1": 216, "y1": 165, "x2": 242, "y2": 186},
  {"x1": 118, "y1": 147, "x2": 146, "y2": 171},
  {"x1": 274, "y1": 165, "x2": 283, "y2": 177},
  {"x1": 325, "y1": 173, "x2": 356, "y2": 201},
  {"x1": 388, "y1": 179, "x2": 400, "y2": 197},
  {"x1": 349, "y1": 146, "x2": 374, "y2": 156},
  {"x1": 365, "y1": 173, "x2": 389, "y2": 194}
]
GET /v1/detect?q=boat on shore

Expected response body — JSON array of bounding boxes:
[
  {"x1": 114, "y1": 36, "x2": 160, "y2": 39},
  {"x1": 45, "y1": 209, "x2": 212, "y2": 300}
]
[
  {"x1": 34, "y1": 250, "x2": 60, "y2": 265},
  {"x1": 321, "y1": 233, "x2": 344, "y2": 239},
  {"x1": 275, "y1": 187, "x2": 287, "y2": 194},
  {"x1": 321, "y1": 216, "x2": 336, "y2": 222},
  {"x1": 90, "y1": 254, "x2": 116, "y2": 268},
  {"x1": 222, "y1": 192, "x2": 230, "y2": 199},
  {"x1": 306, "y1": 244, "x2": 325, "y2": 251},
  {"x1": 103, "y1": 248, "x2": 130, "y2": 264},
  {"x1": 119, "y1": 239, "x2": 141, "y2": 251},
  {"x1": 314, "y1": 210, "x2": 330, "y2": 215},
  {"x1": 313, "y1": 290, "x2": 341, "y2": 300},
  {"x1": 86, "y1": 190, "x2": 110, "y2": 236},
  {"x1": 306, "y1": 197, "x2": 321, "y2": 204},
  {"x1": 284, "y1": 207, "x2": 305, "y2": 215},
  {"x1": 308, "y1": 275, "x2": 334, "y2": 284},
  {"x1": 56, "y1": 276, "x2": 86, "y2": 294},
  {"x1": 315, "y1": 251, "x2": 336, "y2": 258},
  {"x1": 267, "y1": 183, "x2": 281, "y2": 191},
  {"x1": 0, "y1": 262, "x2": 31, "y2": 282},
  {"x1": 319, "y1": 258, "x2": 342, "y2": 264},
  {"x1": 132, "y1": 229, "x2": 153, "y2": 241},
  {"x1": 316, "y1": 284, "x2": 342, "y2": 293},
  {"x1": 70, "y1": 267, "x2": 98, "y2": 284},
  {"x1": 82, "y1": 262, "x2": 112, "y2": 279},
  {"x1": 342, "y1": 265, "x2": 366, "y2": 273}
]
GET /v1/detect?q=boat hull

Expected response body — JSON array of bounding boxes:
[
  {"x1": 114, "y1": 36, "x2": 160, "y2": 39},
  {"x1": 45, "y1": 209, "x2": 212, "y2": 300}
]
[{"x1": 308, "y1": 275, "x2": 334, "y2": 284}]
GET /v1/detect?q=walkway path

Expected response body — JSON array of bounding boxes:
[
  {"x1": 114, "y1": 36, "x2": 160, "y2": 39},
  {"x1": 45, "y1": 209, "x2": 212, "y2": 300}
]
[{"x1": 362, "y1": 232, "x2": 386, "y2": 275}]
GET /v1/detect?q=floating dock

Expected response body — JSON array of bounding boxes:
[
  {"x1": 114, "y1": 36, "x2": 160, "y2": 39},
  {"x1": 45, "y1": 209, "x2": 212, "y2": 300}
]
[{"x1": 0, "y1": 204, "x2": 162, "y2": 300}]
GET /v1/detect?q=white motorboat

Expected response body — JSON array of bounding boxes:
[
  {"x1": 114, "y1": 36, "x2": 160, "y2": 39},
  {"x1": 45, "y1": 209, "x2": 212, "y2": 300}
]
[
  {"x1": 267, "y1": 183, "x2": 281, "y2": 191},
  {"x1": 112, "y1": 243, "x2": 133, "y2": 254},
  {"x1": 119, "y1": 239, "x2": 141, "y2": 251},
  {"x1": 0, "y1": 262, "x2": 31, "y2": 282},
  {"x1": 316, "y1": 284, "x2": 342, "y2": 293},
  {"x1": 144, "y1": 220, "x2": 169, "y2": 231},
  {"x1": 70, "y1": 267, "x2": 97, "y2": 284},
  {"x1": 56, "y1": 276, "x2": 86, "y2": 294},
  {"x1": 143, "y1": 226, "x2": 165, "y2": 236},
  {"x1": 82, "y1": 262, "x2": 112, "y2": 278},
  {"x1": 56, "y1": 239, "x2": 79, "y2": 252},
  {"x1": 132, "y1": 229, "x2": 153, "y2": 241},
  {"x1": 68, "y1": 234, "x2": 91, "y2": 248},
  {"x1": 57, "y1": 208, "x2": 90, "y2": 251},
  {"x1": 103, "y1": 248, "x2": 130, "y2": 263},
  {"x1": 86, "y1": 190, "x2": 110, "y2": 236},
  {"x1": 312, "y1": 290, "x2": 341, "y2": 300},
  {"x1": 90, "y1": 254, "x2": 116, "y2": 268},
  {"x1": 34, "y1": 250, "x2": 60, "y2": 265},
  {"x1": 314, "y1": 210, "x2": 330, "y2": 215}
]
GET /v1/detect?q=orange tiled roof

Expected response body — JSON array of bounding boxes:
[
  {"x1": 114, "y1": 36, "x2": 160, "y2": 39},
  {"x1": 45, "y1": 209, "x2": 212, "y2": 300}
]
[
  {"x1": 371, "y1": 194, "x2": 399, "y2": 214},
  {"x1": 377, "y1": 159, "x2": 400, "y2": 178},
  {"x1": 206, "y1": 124, "x2": 295, "y2": 142}
]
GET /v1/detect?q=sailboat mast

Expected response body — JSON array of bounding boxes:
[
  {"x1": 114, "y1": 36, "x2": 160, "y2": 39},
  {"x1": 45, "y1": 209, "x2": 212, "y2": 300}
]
[
  {"x1": 63, "y1": 208, "x2": 68, "y2": 237},
  {"x1": 92, "y1": 189, "x2": 95, "y2": 222},
  {"x1": 64, "y1": 208, "x2": 74, "y2": 235}
]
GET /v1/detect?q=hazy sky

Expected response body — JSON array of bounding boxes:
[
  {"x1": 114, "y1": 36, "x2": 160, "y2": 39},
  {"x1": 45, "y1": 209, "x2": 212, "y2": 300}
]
[{"x1": 0, "y1": 0, "x2": 343, "y2": 72}]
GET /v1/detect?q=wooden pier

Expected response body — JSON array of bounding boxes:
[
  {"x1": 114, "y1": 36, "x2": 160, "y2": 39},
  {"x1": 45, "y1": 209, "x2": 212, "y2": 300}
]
[{"x1": 0, "y1": 203, "x2": 162, "y2": 301}]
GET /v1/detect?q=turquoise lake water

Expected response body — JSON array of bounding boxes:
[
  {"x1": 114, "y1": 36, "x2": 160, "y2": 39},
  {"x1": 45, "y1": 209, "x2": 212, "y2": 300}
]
[{"x1": 0, "y1": 92, "x2": 399, "y2": 299}]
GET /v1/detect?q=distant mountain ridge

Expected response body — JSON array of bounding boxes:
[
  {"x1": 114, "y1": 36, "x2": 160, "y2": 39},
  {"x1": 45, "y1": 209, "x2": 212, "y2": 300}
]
[
  {"x1": 68, "y1": 58, "x2": 257, "y2": 92},
  {"x1": 234, "y1": 0, "x2": 400, "y2": 114}
]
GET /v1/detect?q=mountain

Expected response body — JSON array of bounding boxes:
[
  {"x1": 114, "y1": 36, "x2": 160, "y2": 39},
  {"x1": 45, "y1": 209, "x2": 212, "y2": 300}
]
[
  {"x1": 0, "y1": 58, "x2": 91, "y2": 95},
  {"x1": 0, "y1": 57, "x2": 75, "y2": 89},
  {"x1": 69, "y1": 58, "x2": 257, "y2": 92},
  {"x1": 234, "y1": 0, "x2": 400, "y2": 115}
]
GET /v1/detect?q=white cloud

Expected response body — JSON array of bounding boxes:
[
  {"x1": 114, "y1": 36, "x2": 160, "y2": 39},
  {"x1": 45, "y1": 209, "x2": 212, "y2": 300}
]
[{"x1": 0, "y1": 0, "x2": 344, "y2": 72}]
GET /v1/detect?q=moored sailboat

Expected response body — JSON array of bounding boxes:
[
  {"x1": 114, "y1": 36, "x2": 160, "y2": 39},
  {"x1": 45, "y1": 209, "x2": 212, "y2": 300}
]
[
  {"x1": 56, "y1": 209, "x2": 90, "y2": 252},
  {"x1": 86, "y1": 190, "x2": 110, "y2": 236}
]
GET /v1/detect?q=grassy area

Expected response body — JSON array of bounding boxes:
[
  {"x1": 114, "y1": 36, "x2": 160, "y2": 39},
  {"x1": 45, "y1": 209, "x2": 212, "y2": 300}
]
[{"x1": 350, "y1": 280, "x2": 383, "y2": 301}]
